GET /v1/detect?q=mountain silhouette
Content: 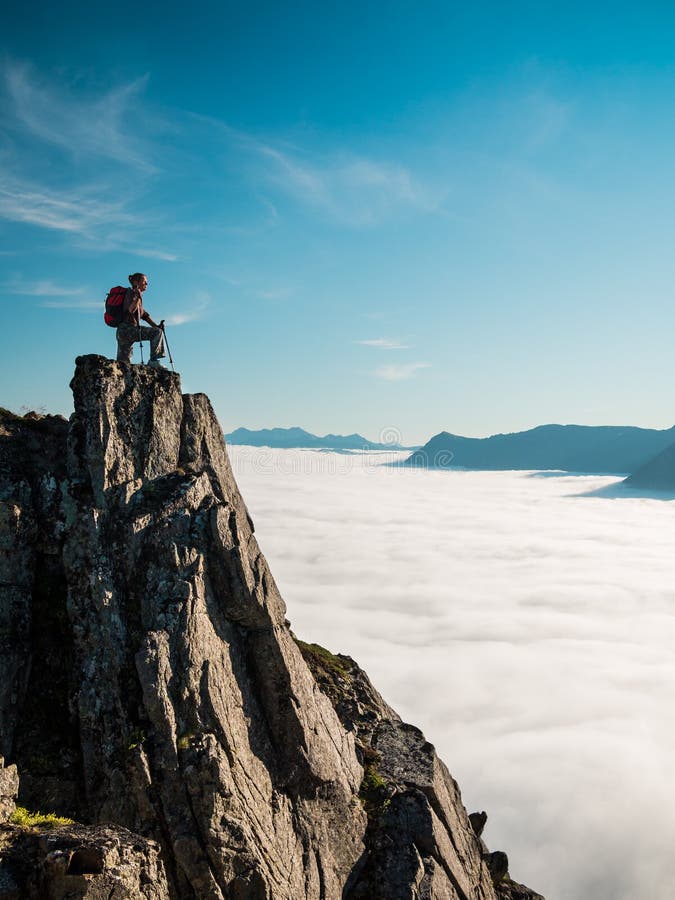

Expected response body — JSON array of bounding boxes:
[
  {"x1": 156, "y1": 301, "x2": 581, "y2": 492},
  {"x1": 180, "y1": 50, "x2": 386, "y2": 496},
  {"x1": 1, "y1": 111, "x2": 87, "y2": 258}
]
[
  {"x1": 623, "y1": 439, "x2": 675, "y2": 490},
  {"x1": 404, "y1": 423, "x2": 675, "y2": 474},
  {"x1": 226, "y1": 426, "x2": 413, "y2": 451}
]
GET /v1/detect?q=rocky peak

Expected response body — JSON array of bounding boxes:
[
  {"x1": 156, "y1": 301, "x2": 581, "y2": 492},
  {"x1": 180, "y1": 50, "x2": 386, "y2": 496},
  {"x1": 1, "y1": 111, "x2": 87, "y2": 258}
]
[{"x1": 0, "y1": 356, "x2": 543, "y2": 899}]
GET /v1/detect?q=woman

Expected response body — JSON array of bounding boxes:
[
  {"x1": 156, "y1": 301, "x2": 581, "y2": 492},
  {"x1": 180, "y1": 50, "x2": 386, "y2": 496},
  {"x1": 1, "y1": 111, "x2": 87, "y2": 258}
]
[{"x1": 116, "y1": 273, "x2": 166, "y2": 367}]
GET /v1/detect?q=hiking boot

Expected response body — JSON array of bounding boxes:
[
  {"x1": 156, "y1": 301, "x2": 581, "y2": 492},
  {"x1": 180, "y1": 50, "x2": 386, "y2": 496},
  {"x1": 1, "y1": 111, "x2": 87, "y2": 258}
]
[{"x1": 147, "y1": 359, "x2": 166, "y2": 369}]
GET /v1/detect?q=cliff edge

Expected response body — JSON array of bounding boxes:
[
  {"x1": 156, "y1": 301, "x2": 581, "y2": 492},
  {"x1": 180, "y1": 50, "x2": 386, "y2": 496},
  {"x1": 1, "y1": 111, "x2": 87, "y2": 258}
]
[{"x1": 0, "y1": 355, "x2": 542, "y2": 899}]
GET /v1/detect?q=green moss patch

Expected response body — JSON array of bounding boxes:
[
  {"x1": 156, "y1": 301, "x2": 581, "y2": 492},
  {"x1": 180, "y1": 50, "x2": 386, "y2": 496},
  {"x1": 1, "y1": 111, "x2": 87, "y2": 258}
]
[
  {"x1": 10, "y1": 806, "x2": 75, "y2": 829},
  {"x1": 359, "y1": 746, "x2": 391, "y2": 817},
  {"x1": 294, "y1": 639, "x2": 351, "y2": 680}
]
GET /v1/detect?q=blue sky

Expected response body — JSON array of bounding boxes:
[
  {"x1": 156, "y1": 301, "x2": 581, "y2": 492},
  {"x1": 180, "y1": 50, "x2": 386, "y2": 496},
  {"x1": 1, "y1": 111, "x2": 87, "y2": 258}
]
[{"x1": 3, "y1": 1, "x2": 675, "y2": 443}]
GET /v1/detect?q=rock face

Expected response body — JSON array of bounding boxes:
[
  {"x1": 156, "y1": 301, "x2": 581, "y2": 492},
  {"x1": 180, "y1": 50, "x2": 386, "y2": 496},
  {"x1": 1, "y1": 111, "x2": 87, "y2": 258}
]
[
  {"x1": 0, "y1": 759, "x2": 19, "y2": 825},
  {"x1": 0, "y1": 762, "x2": 169, "y2": 898},
  {"x1": 0, "y1": 356, "x2": 543, "y2": 899},
  {"x1": 0, "y1": 822, "x2": 169, "y2": 899},
  {"x1": 298, "y1": 648, "x2": 544, "y2": 900}
]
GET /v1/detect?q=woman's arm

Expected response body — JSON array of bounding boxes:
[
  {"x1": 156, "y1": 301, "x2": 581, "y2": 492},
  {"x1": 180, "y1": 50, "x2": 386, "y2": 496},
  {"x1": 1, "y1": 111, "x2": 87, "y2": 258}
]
[
  {"x1": 124, "y1": 288, "x2": 143, "y2": 321},
  {"x1": 141, "y1": 310, "x2": 161, "y2": 328}
]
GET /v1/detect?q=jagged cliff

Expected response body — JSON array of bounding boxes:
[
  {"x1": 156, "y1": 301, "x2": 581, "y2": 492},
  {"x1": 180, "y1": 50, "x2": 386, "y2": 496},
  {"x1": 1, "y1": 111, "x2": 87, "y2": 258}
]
[{"x1": 0, "y1": 356, "x2": 542, "y2": 899}]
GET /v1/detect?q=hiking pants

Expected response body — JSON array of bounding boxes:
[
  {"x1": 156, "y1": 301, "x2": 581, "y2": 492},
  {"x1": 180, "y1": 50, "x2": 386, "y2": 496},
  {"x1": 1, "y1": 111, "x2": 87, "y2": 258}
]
[{"x1": 116, "y1": 322, "x2": 165, "y2": 364}]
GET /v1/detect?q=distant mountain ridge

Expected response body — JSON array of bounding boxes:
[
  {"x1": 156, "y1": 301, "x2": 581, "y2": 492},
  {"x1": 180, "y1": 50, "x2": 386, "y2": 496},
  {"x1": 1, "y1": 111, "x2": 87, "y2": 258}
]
[
  {"x1": 404, "y1": 423, "x2": 675, "y2": 474},
  {"x1": 226, "y1": 426, "x2": 414, "y2": 451}
]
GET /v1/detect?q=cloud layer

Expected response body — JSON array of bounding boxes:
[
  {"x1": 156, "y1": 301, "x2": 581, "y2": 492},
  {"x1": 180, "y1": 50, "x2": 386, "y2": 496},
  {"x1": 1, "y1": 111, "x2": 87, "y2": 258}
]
[{"x1": 228, "y1": 447, "x2": 675, "y2": 900}]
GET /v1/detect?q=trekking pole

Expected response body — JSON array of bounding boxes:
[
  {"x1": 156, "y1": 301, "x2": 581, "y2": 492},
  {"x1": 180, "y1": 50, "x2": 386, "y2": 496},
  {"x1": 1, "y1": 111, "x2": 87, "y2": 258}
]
[
  {"x1": 161, "y1": 321, "x2": 175, "y2": 373},
  {"x1": 138, "y1": 316, "x2": 144, "y2": 365}
]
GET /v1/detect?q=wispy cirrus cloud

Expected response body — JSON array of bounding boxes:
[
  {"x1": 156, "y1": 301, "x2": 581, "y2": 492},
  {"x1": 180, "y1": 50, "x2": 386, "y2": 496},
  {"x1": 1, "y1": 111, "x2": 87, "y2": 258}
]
[
  {"x1": 357, "y1": 337, "x2": 410, "y2": 350},
  {"x1": 374, "y1": 361, "x2": 431, "y2": 381},
  {"x1": 133, "y1": 248, "x2": 180, "y2": 262},
  {"x1": 3, "y1": 278, "x2": 86, "y2": 297},
  {"x1": 0, "y1": 62, "x2": 171, "y2": 251},
  {"x1": 0, "y1": 175, "x2": 177, "y2": 260},
  {"x1": 256, "y1": 143, "x2": 442, "y2": 226},
  {"x1": 3, "y1": 61, "x2": 156, "y2": 172},
  {"x1": 196, "y1": 115, "x2": 445, "y2": 227},
  {"x1": 1, "y1": 277, "x2": 99, "y2": 310},
  {"x1": 164, "y1": 291, "x2": 211, "y2": 326},
  {"x1": 0, "y1": 176, "x2": 136, "y2": 234},
  {"x1": 40, "y1": 298, "x2": 100, "y2": 310}
]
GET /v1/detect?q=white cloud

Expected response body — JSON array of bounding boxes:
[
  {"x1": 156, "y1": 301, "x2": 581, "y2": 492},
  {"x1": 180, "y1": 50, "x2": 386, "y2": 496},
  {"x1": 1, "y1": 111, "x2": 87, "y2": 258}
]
[
  {"x1": 1, "y1": 279, "x2": 100, "y2": 310},
  {"x1": 227, "y1": 450, "x2": 675, "y2": 900},
  {"x1": 3, "y1": 61, "x2": 155, "y2": 171},
  {"x1": 40, "y1": 299, "x2": 100, "y2": 310},
  {"x1": 0, "y1": 176, "x2": 135, "y2": 234},
  {"x1": 255, "y1": 144, "x2": 442, "y2": 226},
  {"x1": 259, "y1": 145, "x2": 330, "y2": 205},
  {"x1": 374, "y1": 361, "x2": 431, "y2": 380},
  {"x1": 0, "y1": 62, "x2": 189, "y2": 259},
  {"x1": 357, "y1": 337, "x2": 410, "y2": 350},
  {"x1": 194, "y1": 117, "x2": 445, "y2": 227},
  {"x1": 164, "y1": 291, "x2": 210, "y2": 326},
  {"x1": 3, "y1": 279, "x2": 86, "y2": 297},
  {"x1": 0, "y1": 173, "x2": 169, "y2": 253},
  {"x1": 133, "y1": 248, "x2": 179, "y2": 262}
]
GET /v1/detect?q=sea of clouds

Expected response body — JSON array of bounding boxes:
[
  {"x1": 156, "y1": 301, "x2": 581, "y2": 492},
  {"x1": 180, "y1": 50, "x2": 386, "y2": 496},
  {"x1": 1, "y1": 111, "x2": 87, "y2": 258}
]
[{"x1": 228, "y1": 446, "x2": 675, "y2": 900}]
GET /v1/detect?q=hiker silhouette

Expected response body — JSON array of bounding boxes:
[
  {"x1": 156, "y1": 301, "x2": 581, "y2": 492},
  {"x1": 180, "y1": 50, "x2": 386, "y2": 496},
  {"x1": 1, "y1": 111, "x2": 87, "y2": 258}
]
[{"x1": 109, "y1": 273, "x2": 166, "y2": 367}]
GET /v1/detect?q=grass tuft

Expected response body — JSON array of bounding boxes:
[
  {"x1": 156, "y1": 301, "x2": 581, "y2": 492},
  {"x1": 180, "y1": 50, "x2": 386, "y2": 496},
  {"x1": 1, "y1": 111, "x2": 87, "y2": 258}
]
[{"x1": 10, "y1": 806, "x2": 75, "y2": 829}]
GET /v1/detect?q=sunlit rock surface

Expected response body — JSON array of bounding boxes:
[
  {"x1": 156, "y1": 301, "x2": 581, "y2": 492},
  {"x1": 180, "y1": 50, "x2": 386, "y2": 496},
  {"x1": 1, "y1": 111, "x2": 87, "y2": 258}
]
[{"x1": 0, "y1": 356, "x2": 542, "y2": 899}]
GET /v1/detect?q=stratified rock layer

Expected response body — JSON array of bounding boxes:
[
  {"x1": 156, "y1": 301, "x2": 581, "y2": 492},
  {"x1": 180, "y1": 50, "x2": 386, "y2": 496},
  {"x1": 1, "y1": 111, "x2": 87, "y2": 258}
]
[{"x1": 0, "y1": 357, "x2": 543, "y2": 899}]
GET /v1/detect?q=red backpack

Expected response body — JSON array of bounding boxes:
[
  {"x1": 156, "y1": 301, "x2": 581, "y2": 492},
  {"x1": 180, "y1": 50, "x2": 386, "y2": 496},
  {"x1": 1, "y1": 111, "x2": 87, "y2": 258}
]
[{"x1": 104, "y1": 286, "x2": 126, "y2": 327}]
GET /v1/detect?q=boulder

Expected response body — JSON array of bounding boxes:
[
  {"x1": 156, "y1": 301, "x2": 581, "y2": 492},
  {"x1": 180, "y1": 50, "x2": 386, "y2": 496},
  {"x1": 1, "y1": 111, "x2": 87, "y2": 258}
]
[{"x1": 0, "y1": 823, "x2": 168, "y2": 899}]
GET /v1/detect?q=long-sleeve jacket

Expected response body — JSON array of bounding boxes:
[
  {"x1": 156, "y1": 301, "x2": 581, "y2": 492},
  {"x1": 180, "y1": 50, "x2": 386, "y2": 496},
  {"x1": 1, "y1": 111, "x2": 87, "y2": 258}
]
[{"x1": 122, "y1": 289, "x2": 152, "y2": 326}]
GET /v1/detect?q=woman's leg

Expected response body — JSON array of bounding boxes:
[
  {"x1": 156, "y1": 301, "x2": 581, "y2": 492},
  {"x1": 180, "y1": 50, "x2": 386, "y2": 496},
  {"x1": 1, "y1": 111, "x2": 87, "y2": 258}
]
[{"x1": 116, "y1": 324, "x2": 136, "y2": 363}]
